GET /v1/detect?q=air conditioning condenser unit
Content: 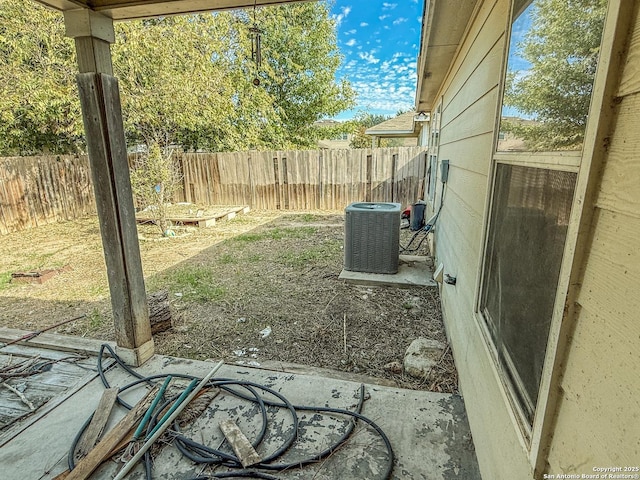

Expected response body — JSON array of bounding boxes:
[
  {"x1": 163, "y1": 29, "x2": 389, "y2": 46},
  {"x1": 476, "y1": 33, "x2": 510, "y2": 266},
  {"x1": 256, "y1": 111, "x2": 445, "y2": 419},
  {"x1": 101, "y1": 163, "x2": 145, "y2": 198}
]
[{"x1": 344, "y1": 202, "x2": 401, "y2": 274}]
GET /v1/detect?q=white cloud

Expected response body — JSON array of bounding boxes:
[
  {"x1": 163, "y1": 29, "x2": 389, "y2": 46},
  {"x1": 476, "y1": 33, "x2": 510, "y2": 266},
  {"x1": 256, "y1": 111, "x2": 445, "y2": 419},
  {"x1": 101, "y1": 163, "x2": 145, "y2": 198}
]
[
  {"x1": 332, "y1": 5, "x2": 352, "y2": 26},
  {"x1": 359, "y1": 51, "x2": 380, "y2": 64},
  {"x1": 334, "y1": 5, "x2": 421, "y2": 116}
]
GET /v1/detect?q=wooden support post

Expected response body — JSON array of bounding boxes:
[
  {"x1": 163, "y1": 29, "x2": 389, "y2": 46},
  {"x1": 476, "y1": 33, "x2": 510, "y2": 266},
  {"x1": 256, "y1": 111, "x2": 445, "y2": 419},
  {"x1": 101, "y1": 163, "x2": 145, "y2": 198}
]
[
  {"x1": 63, "y1": 10, "x2": 114, "y2": 75},
  {"x1": 76, "y1": 73, "x2": 153, "y2": 366},
  {"x1": 65, "y1": 12, "x2": 153, "y2": 366}
]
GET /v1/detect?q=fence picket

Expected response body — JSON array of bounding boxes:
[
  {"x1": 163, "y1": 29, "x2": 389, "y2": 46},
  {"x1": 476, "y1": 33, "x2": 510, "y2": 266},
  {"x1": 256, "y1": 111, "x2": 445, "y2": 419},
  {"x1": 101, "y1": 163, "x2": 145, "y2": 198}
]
[{"x1": 0, "y1": 147, "x2": 426, "y2": 234}]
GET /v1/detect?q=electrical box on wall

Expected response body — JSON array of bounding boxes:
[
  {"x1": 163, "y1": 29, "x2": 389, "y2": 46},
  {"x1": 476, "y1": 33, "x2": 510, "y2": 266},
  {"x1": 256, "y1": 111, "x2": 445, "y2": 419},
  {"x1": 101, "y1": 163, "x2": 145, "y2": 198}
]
[{"x1": 440, "y1": 160, "x2": 450, "y2": 183}]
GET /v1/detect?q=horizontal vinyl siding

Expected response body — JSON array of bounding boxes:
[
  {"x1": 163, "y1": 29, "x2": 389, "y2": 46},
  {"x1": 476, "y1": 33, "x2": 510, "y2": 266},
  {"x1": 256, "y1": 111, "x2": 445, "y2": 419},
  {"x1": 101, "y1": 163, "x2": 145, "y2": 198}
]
[{"x1": 432, "y1": 0, "x2": 534, "y2": 478}]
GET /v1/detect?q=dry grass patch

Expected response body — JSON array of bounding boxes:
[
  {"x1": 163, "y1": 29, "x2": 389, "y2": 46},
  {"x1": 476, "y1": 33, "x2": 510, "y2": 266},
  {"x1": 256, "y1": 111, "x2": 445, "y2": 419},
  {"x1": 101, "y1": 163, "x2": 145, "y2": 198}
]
[{"x1": 0, "y1": 210, "x2": 457, "y2": 392}]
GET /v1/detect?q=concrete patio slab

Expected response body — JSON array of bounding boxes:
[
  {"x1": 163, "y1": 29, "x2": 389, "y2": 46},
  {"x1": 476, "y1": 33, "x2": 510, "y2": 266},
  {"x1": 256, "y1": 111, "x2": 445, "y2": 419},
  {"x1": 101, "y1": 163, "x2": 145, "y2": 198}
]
[
  {"x1": 0, "y1": 332, "x2": 479, "y2": 480},
  {"x1": 339, "y1": 255, "x2": 437, "y2": 288}
]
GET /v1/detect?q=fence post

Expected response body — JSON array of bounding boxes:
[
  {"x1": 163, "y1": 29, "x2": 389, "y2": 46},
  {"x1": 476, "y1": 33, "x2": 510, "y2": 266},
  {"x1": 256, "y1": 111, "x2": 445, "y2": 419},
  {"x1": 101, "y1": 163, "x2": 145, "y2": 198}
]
[
  {"x1": 391, "y1": 153, "x2": 398, "y2": 202},
  {"x1": 273, "y1": 157, "x2": 281, "y2": 209},
  {"x1": 282, "y1": 157, "x2": 289, "y2": 210},
  {"x1": 365, "y1": 154, "x2": 373, "y2": 202},
  {"x1": 317, "y1": 151, "x2": 323, "y2": 210},
  {"x1": 419, "y1": 150, "x2": 428, "y2": 200},
  {"x1": 247, "y1": 155, "x2": 255, "y2": 208}
]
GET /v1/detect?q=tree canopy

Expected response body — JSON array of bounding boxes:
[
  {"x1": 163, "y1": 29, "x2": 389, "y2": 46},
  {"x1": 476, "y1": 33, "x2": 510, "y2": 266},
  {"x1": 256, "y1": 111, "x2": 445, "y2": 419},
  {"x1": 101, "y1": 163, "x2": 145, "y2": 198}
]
[
  {"x1": 501, "y1": 0, "x2": 606, "y2": 150},
  {"x1": 0, "y1": 0, "x2": 355, "y2": 155},
  {"x1": 0, "y1": 0, "x2": 82, "y2": 154},
  {"x1": 251, "y1": 3, "x2": 356, "y2": 148}
]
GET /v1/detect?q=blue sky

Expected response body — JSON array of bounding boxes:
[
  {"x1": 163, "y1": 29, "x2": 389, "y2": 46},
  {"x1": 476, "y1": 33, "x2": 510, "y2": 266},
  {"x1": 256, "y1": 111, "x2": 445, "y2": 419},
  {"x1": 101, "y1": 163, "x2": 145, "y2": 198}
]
[
  {"x1": 503, "y1": 4, "x2": 534, "y2": 118},
  {"x1": 328, "y1": 0, "x2": 424, "y2": 120}
]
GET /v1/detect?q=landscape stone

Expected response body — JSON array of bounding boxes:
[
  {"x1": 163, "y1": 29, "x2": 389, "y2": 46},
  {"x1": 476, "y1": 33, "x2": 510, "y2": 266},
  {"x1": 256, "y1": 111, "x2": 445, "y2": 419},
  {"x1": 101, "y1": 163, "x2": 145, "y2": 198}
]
[{"x1": 404, "y1": 337, "x2": 446, "y2": 379}]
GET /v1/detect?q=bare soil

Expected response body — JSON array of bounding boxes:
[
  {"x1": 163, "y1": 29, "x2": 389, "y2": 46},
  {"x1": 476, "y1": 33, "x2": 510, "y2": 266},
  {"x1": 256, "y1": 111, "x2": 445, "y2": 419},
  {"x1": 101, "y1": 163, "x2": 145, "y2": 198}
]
[{"x1": 0, "y1": 209, "x2": 457, "y2": 393}]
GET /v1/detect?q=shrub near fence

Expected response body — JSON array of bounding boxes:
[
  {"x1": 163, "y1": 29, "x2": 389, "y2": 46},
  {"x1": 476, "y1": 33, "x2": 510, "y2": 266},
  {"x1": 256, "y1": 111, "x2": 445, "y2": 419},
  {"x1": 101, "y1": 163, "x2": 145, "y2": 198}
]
[{"x1": 0, "y1": 146, "x2": 427, "y2": 235}]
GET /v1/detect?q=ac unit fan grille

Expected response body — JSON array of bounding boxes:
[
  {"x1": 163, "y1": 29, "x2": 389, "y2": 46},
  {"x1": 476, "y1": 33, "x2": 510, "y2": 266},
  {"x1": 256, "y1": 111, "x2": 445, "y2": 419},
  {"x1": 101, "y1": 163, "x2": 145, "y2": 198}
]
[{"x1": 344, "y1": 202, "x2": 400, "y2": 274}]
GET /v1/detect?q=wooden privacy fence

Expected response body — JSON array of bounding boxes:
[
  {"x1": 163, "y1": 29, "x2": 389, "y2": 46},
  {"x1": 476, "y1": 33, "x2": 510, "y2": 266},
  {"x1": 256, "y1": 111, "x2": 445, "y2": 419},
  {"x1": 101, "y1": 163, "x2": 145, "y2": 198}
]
[
  {"x1": 0, "y1": 155, "x2": 94, "y2": 235},
  {"x1": 0, "y1": 146, "x2": 427, "y2": 235},
  {"x1": 179, "y1": 146, "x2": 428, "y2": 210}
]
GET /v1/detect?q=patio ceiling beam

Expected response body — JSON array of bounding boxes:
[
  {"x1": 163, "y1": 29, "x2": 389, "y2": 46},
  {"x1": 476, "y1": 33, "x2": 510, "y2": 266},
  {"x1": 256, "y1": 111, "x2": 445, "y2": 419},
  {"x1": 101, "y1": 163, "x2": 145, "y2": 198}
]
[
  {"x1": 35, "y1": 0, "x2": 315, "y2": 21},
  {"x1": 65, "y1": 10, "x2": 154, "y2": 366}
]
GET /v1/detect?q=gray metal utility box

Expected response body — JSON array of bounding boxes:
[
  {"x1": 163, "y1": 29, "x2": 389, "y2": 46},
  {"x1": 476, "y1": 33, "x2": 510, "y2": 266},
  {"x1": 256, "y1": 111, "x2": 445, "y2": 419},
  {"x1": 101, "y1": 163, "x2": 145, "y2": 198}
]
[{"x1": 344, "y1": 202, "x2": 401, "y2": 274}]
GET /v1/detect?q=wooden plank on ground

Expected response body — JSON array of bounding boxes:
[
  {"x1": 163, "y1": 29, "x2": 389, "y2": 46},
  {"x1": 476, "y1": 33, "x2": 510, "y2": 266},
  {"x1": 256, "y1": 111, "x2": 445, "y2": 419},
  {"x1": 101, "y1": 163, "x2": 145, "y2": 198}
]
[
  {"x1": 135, "y1": 206, "x2": 249, "y2": 228},
  {"x1": 55, "y1": 385, "x2": 159, "y2": 480},
  {"x1": 0, "y1": 327, "x2": 116, "y2": 357},
  {"x1": 219, "y1": 419, "x2": 262, "y2": 468},
  {"x1": 76, "y1": 387, "x2": 119, "y2": 458}
]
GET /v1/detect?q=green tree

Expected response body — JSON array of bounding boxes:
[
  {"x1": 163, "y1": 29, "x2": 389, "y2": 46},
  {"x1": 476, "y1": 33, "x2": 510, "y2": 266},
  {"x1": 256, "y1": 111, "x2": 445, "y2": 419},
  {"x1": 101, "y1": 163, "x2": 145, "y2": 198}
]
[
  {"x1": 244, "y1": 1, "x2": 356, "y2": 148},
  {"x1": 502, "y1": 0, "x2": 607, "y2": 150},
  {"x1": 0, "y1": 1, "x2": 81, "y2": 155},
  {"x1": 349, "y1": 112, "x2": 393, "y2": 148},
  {"x1": 112, "y1": 14, "x2": 280, "y2": 154},
  {"x1": 0, "y1": 0, "x2": 354, "y2": 155}
]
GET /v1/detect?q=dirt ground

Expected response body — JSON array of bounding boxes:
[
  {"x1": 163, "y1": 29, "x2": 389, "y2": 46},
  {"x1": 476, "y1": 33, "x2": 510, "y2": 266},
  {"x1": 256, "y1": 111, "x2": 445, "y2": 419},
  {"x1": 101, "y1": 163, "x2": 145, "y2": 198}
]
[{"x1": 0, "y1": 208, "x2": 457, "y2": 393}]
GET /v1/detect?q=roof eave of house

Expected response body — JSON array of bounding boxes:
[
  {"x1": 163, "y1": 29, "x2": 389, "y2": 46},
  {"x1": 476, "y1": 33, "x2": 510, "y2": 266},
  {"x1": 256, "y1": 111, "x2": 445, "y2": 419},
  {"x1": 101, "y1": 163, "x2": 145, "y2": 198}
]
[
  {"x1": 32, "y1": 0, "x2": 315, "y2": 21},
  {"x1": 364, "y1": 111, "x2": 424, "y2": 137},
  {"x1": 364, "y1": 129, "x2": 419, "y2": 137},
  {"x1": 415, "y1": 0, "x2": 479, "y2": 113}
]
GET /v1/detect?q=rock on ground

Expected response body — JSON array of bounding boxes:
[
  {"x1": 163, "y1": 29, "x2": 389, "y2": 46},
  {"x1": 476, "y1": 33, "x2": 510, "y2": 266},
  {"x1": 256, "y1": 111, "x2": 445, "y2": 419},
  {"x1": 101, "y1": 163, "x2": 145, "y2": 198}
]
[{"x1": 404, "y1": 337, "x2": 446, "y2": 379}]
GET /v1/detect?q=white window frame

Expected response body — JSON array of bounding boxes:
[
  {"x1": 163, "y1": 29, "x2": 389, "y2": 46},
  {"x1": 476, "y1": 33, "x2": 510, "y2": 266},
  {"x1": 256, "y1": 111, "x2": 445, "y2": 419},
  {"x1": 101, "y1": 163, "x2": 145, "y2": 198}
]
[
  {"x1": 426, "y1": 101, "x2": 442, "y2": 207},
  {"x1": 473, "y1": 0, "x2": 625, "y2": 472}
]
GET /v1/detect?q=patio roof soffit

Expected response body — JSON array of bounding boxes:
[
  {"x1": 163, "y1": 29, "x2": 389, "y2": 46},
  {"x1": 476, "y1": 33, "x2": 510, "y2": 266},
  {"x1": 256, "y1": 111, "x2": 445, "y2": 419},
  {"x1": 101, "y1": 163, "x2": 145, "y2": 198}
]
[
  {"x1": 32, "y1": 0, "x2": 315, "y2": 21},
  {"x1": 415, "y1": 0, "x2": 479, "y2": 113}
]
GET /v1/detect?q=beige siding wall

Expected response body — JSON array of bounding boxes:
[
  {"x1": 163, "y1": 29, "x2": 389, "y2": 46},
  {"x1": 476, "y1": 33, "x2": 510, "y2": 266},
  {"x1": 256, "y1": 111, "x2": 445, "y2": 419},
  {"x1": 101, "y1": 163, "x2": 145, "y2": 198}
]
[
  {"x1": 430, "y1": 0, "x2": 535, "y2": 478},
  {"x1": 547, "y1": 3, "x2": 640, "y2": 470},
  {"x1": 429, "y1": 0, "x2": 639, "y2": 478}
]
